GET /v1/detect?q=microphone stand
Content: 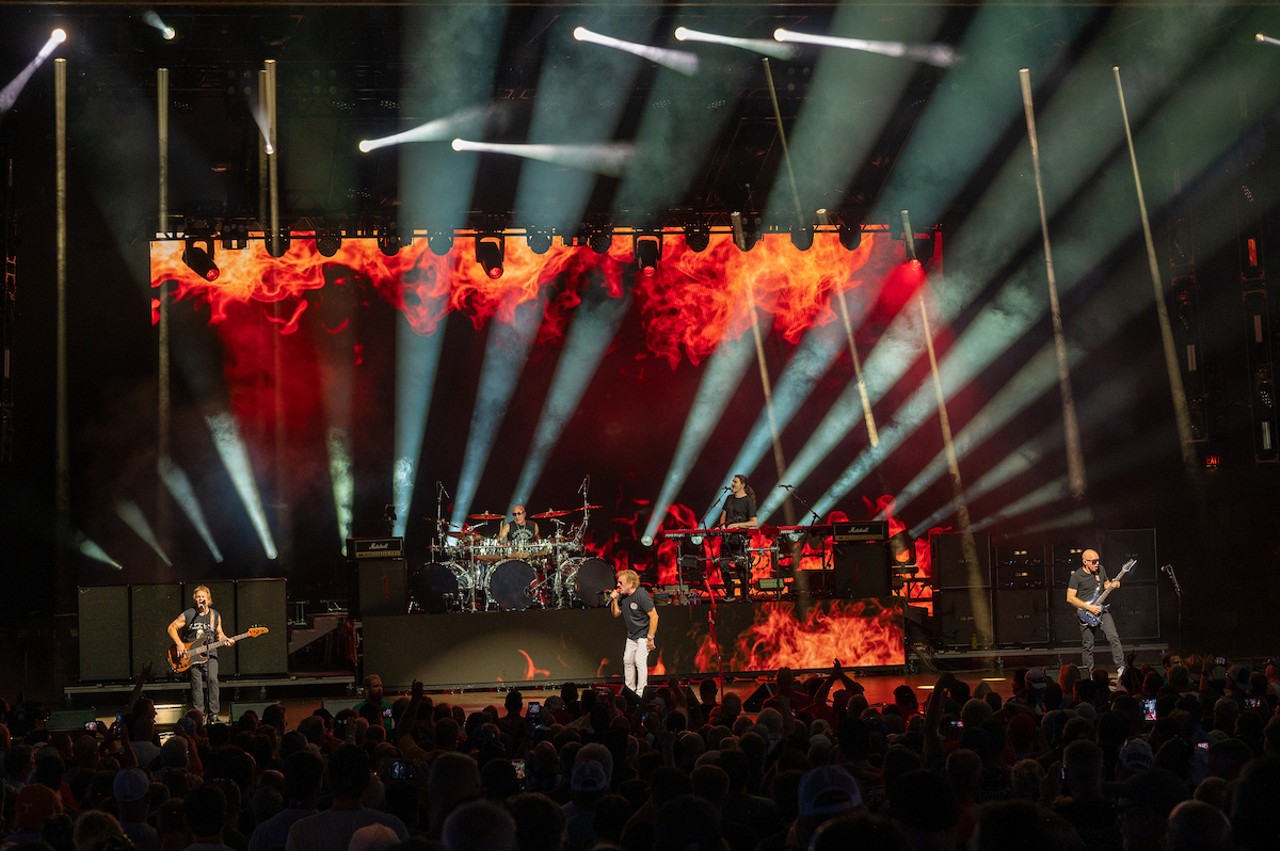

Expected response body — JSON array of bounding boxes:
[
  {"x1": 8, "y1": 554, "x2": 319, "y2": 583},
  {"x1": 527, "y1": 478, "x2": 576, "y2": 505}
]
[
  {"x1": 1163, "y1": 564, "x2": 1183, "y2": 656},
  {"x1": 780, "y1": 485, "x2": 825, "y2": 594}
]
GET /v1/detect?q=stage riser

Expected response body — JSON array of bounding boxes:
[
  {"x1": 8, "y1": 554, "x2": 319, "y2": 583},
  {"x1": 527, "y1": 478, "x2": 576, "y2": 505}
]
[{"x1": 363, "y1": 598, "x2": 906, "y2": 689}]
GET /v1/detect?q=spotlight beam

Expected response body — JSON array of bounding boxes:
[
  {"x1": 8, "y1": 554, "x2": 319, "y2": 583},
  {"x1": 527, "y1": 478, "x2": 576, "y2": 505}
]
[
  {"x1": 116, "y1": 500, "x2": 174, "y2": 567},
  {"x1": 450, "y1": 295, "x2": 548, "y2": 531},
  {"x1": 1019, "y1": 69, "x2": 1086, "y2": 500},
  {"x1": 673, "y1": 26, "x2": 799, "y2": 60},
  {"x1": 393, "y1": 310, "x2": 449, "y2": 537},
  {"x1": 773, "y1": 27, "x2": 957, "y2": 68},
  {"x1": 574, "y1": 26, "x2": 700, "y2": 75},
  {"x1": 206, "y1": 412, "x2": 278, "y2": 560},
  {"x1": 451, "y1": 139, "x2": 634, "y2": 178},
  {"x1": 643, "y1": 333, "x2": 757, "y2": 544},
  {"x1": 358, "y1": 104, "x2": 494, "y2": 153},
  {"x1": 159, "y1": 456, "x2": 224, "y2": 563},
  {"x1": 509, "y1": 285, "x2": 631, "y2": 508},
  {"x1": 0, "y1": 29, "x2": 67, "y2": 114}
]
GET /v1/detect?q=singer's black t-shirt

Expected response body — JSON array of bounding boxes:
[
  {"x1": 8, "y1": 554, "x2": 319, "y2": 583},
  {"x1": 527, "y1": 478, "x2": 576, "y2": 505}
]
[
  {"x1": 722, "y1": 493, "x2": 756, "y2": 526},
  {"x1": 621, "y1": 587, "x2": 655, "y2": 639}
]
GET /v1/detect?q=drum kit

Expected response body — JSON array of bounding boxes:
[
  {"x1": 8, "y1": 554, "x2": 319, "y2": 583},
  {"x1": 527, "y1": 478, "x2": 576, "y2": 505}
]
[{"x1": 412, "y1": 495, "x2": 614, "y2": 614}]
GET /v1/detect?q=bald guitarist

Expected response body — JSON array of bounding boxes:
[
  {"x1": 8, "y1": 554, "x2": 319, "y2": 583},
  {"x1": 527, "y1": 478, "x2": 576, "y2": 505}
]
[
  {"x1": 167, "y1": 585, "x2": 234, "y2": 725},
  {"x1": 1065, "y1": 549, "x2": 1129, "y2": 679}
]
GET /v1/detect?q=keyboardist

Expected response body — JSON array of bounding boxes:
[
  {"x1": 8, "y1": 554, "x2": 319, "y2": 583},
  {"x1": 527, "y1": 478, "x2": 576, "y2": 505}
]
[{"x1": 716, "y1": 474, "x2": 758, "y2": 600}]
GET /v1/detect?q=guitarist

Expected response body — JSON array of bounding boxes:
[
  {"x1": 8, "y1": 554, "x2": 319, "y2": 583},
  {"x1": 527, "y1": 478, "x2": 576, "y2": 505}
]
[
  {"x1": 167, "y1": 585, "x2": 235, "y2": 725},
  {"x1": 1065, "y1": 549, "x2": 1125, "y2": 679}
]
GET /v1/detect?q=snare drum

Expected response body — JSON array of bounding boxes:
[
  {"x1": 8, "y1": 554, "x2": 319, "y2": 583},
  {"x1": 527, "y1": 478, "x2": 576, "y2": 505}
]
[
  {"x1": 561, "y1": 557, "x2": 615, "y2": 607},
  {"x1": 487, "y1": 559, "x2": 537, "y2": 610},
  {"x1": 413, "y1": 562, "x2": 472, "y2": 614}
]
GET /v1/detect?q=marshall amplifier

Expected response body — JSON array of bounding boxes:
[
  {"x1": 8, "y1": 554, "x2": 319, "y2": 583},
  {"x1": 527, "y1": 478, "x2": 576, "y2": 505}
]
[
  {"x1": 831, "y1": 521, "x2": 888, "y2": 543},
  {"x1": 345, "y1": 537, "x2": 404, "y2": 560}
]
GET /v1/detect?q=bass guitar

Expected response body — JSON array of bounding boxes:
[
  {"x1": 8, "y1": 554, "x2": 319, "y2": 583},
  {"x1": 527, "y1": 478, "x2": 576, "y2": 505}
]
[
  {"x1": 168, "y1": 626, "x2": 269, "y2": 674},
  {"x1": 1077, "y1": 559, "x2": 1136, "y2": 627}
]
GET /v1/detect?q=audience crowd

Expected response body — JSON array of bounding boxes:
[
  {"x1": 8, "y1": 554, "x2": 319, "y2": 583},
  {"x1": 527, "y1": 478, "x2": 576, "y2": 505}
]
[{"x1": 2, "y1": 653, "x2": 1280, "y2": 851}]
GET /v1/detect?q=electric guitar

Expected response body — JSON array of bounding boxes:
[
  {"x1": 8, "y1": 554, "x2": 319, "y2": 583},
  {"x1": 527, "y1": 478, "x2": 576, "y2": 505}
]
[
  {"x1": 1077, "y1": 560, "x2": 1136, "y2": 627},
  {"x1": 168, "y1": 626, "x2": 269, "y2": 674}
]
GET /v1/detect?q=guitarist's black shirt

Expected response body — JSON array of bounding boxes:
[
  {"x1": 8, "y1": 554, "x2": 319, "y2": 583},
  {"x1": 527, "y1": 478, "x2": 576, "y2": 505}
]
[
  {"x1": 1068, "y1": 565, "x2": 1109, "y2": 613},
  {"x1": 182, "y1": 608, "x2": 222, "y2": 661}
]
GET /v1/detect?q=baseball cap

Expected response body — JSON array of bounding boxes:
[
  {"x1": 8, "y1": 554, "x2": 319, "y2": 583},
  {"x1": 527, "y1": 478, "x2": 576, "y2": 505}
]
[
  {"x1": 798, "y1": 764, "x2": 863, "y2": 818},
  {"x1": 1026, "y1": 668, "x2": 1049, "y2": 689},
  {"x1": 1119, "y1": 738, "x2": 1154, "y2": 772}
]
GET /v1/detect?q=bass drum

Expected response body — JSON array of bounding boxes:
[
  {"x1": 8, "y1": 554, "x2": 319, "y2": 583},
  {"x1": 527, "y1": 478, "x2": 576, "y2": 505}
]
[
  {"x1": 413, "y1": 562, "x2": 472, "y2": 614},
  {"x1": 562, "y1": 557, "x2": 615, "y2": 607},
  {"x1": 487, "y1": 559, "x2": 536, "y2": 610}
]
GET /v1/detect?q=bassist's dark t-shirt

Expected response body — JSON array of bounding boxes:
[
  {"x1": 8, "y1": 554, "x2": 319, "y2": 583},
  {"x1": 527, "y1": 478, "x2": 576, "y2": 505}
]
[{"x1": 181, "y1": 608, "x2": 221, "y2": 660}]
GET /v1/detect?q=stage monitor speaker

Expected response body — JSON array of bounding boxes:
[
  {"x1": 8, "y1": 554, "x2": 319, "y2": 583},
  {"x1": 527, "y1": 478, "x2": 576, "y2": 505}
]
[
  {"x1": 182, "y1": 580, "x2": 237, "y2": 677},
  {"x1": 995, "y1": 588, "x2": 1050, "y2": 647},
  {"x1": 742, "y1": 683, "x2": 776, "y2": 712},
  {"x1": 1103, "y1": 529, "x2": 1157, "y2": 582},
  {"x1": 352, "y1": 559, "x2": 408, "y2": 618},
  {"x1": 934, "y1": 589, "x2": 991, "y2": 649},
  {"x1": 130, "y1": 583, "x2": 183, "y2": 679},
  {"x1": 832, "y1": 542, "x2": 889, "y2": 598},
  {"x1": 933, "y1": 533, "x2": 991, "y2": 589},
  {"x1": 235, "y1": 579, "x2": 289, "y2": 675},
  {"x1": 78, "y1": 586, "x2": 131, "y2": 682},
  {"x1": 227, "y1": 701, "x2": 283, "y2": 725}
]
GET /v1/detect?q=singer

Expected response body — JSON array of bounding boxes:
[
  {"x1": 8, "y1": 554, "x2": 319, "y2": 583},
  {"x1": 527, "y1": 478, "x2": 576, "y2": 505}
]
[
  {"x1": 609, "y1": 569, "x2": 658, "y2": 696},
  {"x1": 166, "y1": 585, "x2": 234, "y2": 725},
  {"x1": 1065, "y1": 548, "x2": 1126, "y2": 679},
  {"x1": 716, "y1": 474, "x2": 759, "y2": 601}
]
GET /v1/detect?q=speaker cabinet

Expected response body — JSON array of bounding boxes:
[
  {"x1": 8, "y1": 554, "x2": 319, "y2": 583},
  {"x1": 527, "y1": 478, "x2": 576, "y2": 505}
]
[
  {"x1": 995, "y1": 588, "x2": 1050, "y2": 646},
  {"x1": 352, "y1": 559, "x2": 408, "y2": 618},
  {"x1": 1108, "y1": 583, "x2": 1160, "y2": 640},
  {"x1": 1051, "y1": 592, "x2": 1083, "y2": 645},
  {"x1": 1103, "y1": 529, "x2": 1157, "y2": 579},
  {"x1": 235, "y1": 579, "x2": 289, "y2": 675},
  {"x1": 1050, "y1": 544, "x2": 1086, "y2": 588},
  {"x1": 995, "y1": 544, "x2": 1046, "y2": 589},
  {"x1": 934, "y1": 589, "x2": 991, "y2": 649},
  {"x1": 78, "y1": 586, "x2": 131, "y2": 681},
  {"x1": 933, "y1": 533, "x2": 991, "y2": 589},
  {"x1": 831, "y1": 542, "x2": 889, "y2": 598},
  {"x1": 131, "y1": 584, "x2": 183, "y2": 679}
]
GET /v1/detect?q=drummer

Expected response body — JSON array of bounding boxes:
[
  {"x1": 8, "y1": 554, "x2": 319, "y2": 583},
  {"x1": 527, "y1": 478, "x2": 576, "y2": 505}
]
[{"x1": 498, "y1": 505, "x2": 540, "y2": 550}]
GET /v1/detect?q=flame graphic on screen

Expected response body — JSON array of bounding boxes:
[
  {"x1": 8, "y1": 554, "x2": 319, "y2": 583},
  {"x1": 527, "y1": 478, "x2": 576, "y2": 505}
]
[
  {"x1": 150, "y1": 232, "x2": 881, "y2": 366},
  {"x1": 696, "y1": 599, "x2": 905, "y2": 670}
]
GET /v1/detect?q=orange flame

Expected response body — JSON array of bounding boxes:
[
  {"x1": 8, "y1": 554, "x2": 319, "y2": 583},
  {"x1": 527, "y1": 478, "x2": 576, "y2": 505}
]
[
  {"x1": 151, "y1": 232, "x2": 890, "y2": 367},
  {"x1": 695, "y1": 600, "x2": 904, "y2": 670}
]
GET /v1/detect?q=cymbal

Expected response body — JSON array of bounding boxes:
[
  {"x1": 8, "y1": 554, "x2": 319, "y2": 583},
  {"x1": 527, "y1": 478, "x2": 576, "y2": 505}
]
[
  {"x1": 451, "y1": 529, "x2": 484, "y2": 541},
  {"x1": 577, "y1": 504, "x2": 603, "y2": 511},
  {"x1": 468, "y1": 512, "x2": 504, "y2": 521},
  {"x1": 532, "y1": 508, "x2": 573, "y2": 519}
]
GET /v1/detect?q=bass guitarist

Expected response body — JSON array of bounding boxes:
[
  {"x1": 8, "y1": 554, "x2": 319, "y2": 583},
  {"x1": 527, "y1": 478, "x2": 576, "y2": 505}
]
[
  {"x1": 1065, "y1": 549, "x2": 1125, "y2": 679},
  {"x1": 167, "y1": 585, "x2": 234, "y2": 725}
]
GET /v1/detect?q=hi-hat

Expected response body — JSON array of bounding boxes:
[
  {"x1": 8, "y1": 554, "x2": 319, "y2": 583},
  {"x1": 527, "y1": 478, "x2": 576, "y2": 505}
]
[
  {"x1": 532, "y1": 508, "x2": 573, "y2": 518},
  {"x1": 468, "y1": 512, "x2": 504, "y2": 521}
]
